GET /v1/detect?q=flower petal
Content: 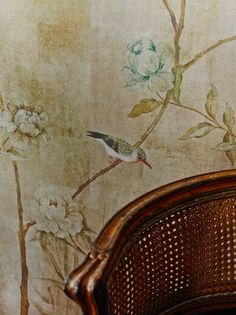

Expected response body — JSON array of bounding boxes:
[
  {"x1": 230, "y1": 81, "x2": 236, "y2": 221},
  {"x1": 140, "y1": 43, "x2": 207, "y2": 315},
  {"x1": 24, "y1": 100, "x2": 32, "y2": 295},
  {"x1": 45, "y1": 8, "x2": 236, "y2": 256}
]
[
  {"x1": 55, "y1": 228, "x2": 69, "y2": 239},
  {"x1": 14, "y1": 109, "x2": 27, "y2": 124},
  {"x1": 44, "y1": 205, "x2": 66, "y2": 221},
  {"x1": 149, "y1": 72, "x2": 174, "y2": 92},
  {"x1": 68, "y1": 215, "x2": 83, "y2": 235},
  {"x1": 135, "y1": 50, "x2": 160, "y2": 76},
  {"x1": 122, "y1": 66, "x2": 146, "y2": 88},
  {"x1": 29, "y1": 128, "x2": 40, "y2": 137},
  {"x1": 36, "y1": 218, "x2": 59, "y2": 234},
  {"x1": 128, "y1": 37, "x2": 156, "y2": 55},
  {"x1": 156, "y1": 42, "x2": 173, "y2": 70},
  {"x1": 57, "y1": 218, "x2": 72, "y2": 232}
]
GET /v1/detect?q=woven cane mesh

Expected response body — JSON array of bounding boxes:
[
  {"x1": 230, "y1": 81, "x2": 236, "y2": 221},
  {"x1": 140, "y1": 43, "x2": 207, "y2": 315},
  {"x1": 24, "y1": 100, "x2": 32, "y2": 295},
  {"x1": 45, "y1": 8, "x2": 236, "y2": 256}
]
[{"x1": 108, "y1": 196, "x2": 236, "y2": 315}]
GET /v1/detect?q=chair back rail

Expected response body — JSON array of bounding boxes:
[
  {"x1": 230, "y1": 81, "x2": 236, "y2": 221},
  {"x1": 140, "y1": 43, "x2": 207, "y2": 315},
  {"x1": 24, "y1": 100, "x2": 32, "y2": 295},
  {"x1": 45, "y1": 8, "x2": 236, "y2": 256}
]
[{"x1": 65, "y1": 170, "x2": 236, "y2": 315}]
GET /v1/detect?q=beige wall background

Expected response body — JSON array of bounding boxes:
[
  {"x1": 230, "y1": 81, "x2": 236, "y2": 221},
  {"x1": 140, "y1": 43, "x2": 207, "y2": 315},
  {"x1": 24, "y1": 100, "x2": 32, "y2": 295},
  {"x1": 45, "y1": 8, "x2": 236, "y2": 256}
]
[{"x1": 0, "y1": 1, "x2": 236, "y2": 314}]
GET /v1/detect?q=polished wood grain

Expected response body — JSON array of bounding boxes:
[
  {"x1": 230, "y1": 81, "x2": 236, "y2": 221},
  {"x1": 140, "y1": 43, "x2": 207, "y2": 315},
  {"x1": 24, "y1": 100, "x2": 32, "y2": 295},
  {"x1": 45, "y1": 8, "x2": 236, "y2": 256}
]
[{"x1": 64, "y1": 170, "x2": 236, "y2": 315}]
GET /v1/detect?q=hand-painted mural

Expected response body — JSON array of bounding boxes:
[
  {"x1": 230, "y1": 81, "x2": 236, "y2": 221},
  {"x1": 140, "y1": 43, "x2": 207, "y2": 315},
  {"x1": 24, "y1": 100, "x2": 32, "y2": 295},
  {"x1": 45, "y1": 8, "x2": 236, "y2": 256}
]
[{"x1": 0, "y1": 1, "x2": 236, "y2": 314}]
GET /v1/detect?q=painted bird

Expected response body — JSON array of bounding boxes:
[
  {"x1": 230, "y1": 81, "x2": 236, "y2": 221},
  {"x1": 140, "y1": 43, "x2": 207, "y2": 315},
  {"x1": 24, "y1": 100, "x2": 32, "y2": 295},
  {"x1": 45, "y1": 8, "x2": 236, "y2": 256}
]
[{"x1": 87, "y1": 131, "x2": 152, "y2": 169}]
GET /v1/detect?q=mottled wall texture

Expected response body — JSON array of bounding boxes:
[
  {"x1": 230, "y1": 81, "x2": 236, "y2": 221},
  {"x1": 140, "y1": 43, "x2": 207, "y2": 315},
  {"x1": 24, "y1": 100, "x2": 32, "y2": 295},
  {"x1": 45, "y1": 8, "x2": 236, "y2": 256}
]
[{"x1": 0, "y1": 0, "x2": 236, "y2": 314}]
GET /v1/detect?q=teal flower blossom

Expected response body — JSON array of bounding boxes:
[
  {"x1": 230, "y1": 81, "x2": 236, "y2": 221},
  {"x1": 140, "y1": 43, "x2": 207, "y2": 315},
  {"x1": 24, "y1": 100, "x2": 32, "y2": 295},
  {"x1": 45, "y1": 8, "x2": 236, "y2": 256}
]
[{"x1": 122, "y1": 37, "x2": 174, "y2": 92}]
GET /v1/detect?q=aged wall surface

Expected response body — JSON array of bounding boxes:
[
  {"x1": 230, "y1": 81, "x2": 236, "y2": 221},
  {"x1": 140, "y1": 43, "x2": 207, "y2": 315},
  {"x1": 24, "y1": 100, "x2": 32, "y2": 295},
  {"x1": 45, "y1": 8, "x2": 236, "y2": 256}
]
[{"x1": 0, "y1": 1, "x2": 236, "y2": 314}]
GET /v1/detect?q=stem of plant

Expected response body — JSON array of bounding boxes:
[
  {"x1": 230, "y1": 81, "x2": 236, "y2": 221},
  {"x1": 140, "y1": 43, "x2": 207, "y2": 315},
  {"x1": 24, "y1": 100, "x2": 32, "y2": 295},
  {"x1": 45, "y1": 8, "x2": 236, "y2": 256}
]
[
  {"x1": 72, "y1": 0, "x2": 185, "y2": 200},
  {"x1": 72, "y1": 1, "x2": 236, "y2": 201},
  {"x1": 172, "y1": 102, "x2": 236, "y2": 137},
  {"x1": 0, "y1": 137, "x2": 9, "y2": 151},
  {"x1": 13, "y1": 161, "x2": 30, "y2": 315},
  {"x1": 182, "y1": 35, "x2": 236, "y2": 71}
]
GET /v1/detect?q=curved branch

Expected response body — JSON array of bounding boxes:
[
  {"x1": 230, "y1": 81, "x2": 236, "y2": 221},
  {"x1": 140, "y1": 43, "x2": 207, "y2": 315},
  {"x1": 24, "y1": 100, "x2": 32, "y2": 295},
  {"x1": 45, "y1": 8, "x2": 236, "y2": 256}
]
[
  {"x1": 72, "y1": 159, "x2": 122, "y2": 199},
  {"x1": 171, "y1": 102, "x2": 236, "y2": 138},
  {"x1": 13, "y1": 161, "x2": 30, "y2": 315},
  {"x1": 163, "y1": 0, "x2": 177, "y2": 32},
  {"x1": 178, "y1": 0, "x2": 186, "y2": 38},
  {"x1": 72, "y1": 94, "x2": 171, "y2": 200},
  {"x1": 134, "y1": 94, "x2": 170, "y2": 148},
  {"x1": 163, "y1": 0, "x2": 186, "y2": 65},
  {"x1": 72, "y1": 1, "x2": 185, "y2": 201},
  {"x1": 183, "y1": 35, "x2": 236, "y2": 71}
]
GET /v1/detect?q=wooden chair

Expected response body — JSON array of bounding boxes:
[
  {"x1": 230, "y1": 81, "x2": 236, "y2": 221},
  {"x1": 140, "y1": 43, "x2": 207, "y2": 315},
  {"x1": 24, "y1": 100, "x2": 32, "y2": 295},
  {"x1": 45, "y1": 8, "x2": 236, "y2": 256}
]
[{"x1": 64, "y1": 170, "x2": 236, "y2": 314}]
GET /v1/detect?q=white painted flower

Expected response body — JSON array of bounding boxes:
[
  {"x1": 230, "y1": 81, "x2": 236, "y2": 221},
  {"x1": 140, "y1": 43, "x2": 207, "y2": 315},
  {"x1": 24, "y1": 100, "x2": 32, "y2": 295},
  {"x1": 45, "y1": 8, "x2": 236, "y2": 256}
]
[
  {"x1": 122, "y1": 37, "x2": 174, "y2": 92},
  {"x1": 0, "y1": 103, "x2": 48, "y2": 150},
  {"x1": 31, "y1": 186, "x2": 82, "y2": 239}
]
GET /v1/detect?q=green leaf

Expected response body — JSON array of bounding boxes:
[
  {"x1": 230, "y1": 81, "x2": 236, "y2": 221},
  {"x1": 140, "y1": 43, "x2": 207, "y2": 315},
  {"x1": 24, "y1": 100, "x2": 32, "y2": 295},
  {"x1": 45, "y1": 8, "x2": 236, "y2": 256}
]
[
  {"x1": 205, "y1": 84, "x2": 218, "y2": 119},
  {"x1": 223, "y1": 104, "x2": 235, "y2": 131},
  {"x1": 180, "y1": 122, "x2": 216, "y2": 140},
  {"x1": 216, "y1": 141, "x2": 236, "y2": 152},
  {"x1": 218, "y1": 133, "x2": 236, "y2": 165},
  {"x1": 6, "y1": 147, "x2": 27, "y2": 159},
  {"x1": 128, "y1": 98, "x2": 162, "y2": 118},
  {"x1": 170, "y1": 65, "x2": 183, "y2": 103}
]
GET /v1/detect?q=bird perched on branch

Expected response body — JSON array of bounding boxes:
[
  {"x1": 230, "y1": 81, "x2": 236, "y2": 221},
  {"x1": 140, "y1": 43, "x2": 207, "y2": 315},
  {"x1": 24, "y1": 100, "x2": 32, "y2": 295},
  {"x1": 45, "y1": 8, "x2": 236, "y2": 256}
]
[{"x1": 87, "y1": 131, "x2": 152, "y2": 169}]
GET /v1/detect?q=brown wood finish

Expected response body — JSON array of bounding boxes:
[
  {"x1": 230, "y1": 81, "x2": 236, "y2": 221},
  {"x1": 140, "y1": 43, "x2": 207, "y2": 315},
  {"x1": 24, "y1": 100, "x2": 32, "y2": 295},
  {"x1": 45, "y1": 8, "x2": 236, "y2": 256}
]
[{"x1": 64, "y1": 170, "x2": 236, "y2": 314}]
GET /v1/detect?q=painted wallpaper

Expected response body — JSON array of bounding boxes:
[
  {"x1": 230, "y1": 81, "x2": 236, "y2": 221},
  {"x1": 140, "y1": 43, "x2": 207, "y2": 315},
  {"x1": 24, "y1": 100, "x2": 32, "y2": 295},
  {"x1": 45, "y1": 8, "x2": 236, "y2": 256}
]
[{"x1": 1, "y1": 0, "x2": 236, "y2": 314}]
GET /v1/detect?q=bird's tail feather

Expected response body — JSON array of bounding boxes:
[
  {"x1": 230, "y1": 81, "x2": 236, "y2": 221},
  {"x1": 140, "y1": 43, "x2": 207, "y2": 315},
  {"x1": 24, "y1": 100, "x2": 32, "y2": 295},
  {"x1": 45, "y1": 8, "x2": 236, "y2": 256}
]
[{"x1": 86, "y1": 131, "x2": 107, "y2": 139}]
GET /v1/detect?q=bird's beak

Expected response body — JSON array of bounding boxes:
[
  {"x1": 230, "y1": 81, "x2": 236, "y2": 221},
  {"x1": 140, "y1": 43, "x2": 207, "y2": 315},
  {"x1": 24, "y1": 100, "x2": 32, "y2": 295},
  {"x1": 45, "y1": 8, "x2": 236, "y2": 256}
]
[{"x1": 141, "y1": 159, "x2": 152, "y2": 169}]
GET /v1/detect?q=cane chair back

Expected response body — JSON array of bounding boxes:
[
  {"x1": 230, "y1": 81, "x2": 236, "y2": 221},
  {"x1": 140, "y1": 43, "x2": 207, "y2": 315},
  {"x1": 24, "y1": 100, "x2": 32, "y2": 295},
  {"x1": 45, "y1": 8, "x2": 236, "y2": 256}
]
[{"x1": 65, "y1": 170, "x2": 236, "y2": 314}]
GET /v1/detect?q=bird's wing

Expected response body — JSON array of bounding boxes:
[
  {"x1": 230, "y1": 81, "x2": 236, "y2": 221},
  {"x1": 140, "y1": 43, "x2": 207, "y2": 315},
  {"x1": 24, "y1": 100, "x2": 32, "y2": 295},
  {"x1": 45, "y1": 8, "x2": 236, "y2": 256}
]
[
  {"x1": 104, "y1": 136, "x2": 133, "y2": 156},
  {"x1": 87, "y1": 131, "x2": 133, "y2": 156},
  {"x1": 102, "y1": 136, "x2": 120, "y2": 154}
]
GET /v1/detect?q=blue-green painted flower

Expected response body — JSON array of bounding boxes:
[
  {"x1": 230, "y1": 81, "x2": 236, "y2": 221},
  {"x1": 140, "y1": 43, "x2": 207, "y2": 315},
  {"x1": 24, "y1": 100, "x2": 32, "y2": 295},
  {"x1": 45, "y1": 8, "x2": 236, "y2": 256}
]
[{"x1": 122, "y1": 37, "x2": 174, "y2": 92}]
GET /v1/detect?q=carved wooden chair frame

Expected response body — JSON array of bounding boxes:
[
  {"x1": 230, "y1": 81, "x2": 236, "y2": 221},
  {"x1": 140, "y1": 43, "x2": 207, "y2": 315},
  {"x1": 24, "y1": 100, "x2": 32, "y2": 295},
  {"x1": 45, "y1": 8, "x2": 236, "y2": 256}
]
[{"x1": 65, "y1": 170, "x2": 236, "y2": 315}]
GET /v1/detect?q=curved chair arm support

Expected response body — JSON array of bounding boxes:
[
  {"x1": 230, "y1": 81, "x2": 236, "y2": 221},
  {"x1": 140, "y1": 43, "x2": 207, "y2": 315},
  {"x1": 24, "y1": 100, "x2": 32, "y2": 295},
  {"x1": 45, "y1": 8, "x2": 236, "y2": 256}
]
[{"x1": 65, "y1": 170, "x2": 236, "y2": 315}]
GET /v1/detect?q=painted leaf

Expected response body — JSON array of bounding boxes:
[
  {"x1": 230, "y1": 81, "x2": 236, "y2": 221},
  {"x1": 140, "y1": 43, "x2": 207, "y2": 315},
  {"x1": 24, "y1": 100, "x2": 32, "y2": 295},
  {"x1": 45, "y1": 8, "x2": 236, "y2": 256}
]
[
  {"x1": 128, "y1": 98, "x2": 162, "y2": 118},
  {"x1": 6, "y1": 147, "x2": 27, "y2": 159},
  {"x1": 216, "y1": 142, "x2": 236, "y2": 152},
  {"x1": 180, "y1": 122, "x2": 216, "y2": 140},
  {"x1": 218, "y1": 133, "x2": 236, "y2": 166},
  {"x1": 205, "y1": 84, "x2": 218, "y2": 119},
  {"x1": 223, "y1": 104, "x2": 235, "y2": 131},
  {"x1": 170, "y1": 65, "x2": 182, "y2": 103}
]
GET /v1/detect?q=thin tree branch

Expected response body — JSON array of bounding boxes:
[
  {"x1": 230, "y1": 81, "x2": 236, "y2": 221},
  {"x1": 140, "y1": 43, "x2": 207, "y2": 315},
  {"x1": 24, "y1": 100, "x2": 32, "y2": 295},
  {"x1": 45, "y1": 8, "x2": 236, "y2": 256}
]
[
  {"x1": 183, "y1": 35, "x2": 236, "y2": 71},
  {"x1": 23, "y1": 220, "x2": 36, "y2": 235},
  {"x1": 70, "y1": 4, "x2": 236, "y2": 204},
  {"x1": 134, "y1": 94, "x2": 170, "y2": 148},
  {"x1": 72, "y1": 2, "x2": 186, "y2": 201},
  {"x1": 174, "y1": 0, "x2": 187, "y2": 65},
  {"x1": 13, "y1": 161, "x2": 30, "y2": 315},
  {"x1": 72, "y1": 94, "x2": 171, "y2": 200},
  {"x1": 178, "y1": 0, "x2": 186, "y2": 38},
  {"x1": 163, "y1": 0, "x2": 177, "y2": 32},
  {"x1": 172, "y1": 102, "x2": 236, "y2": 137},
  {"x1": 72, "y1": 160, "x2": 122, "y2": 199}
]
